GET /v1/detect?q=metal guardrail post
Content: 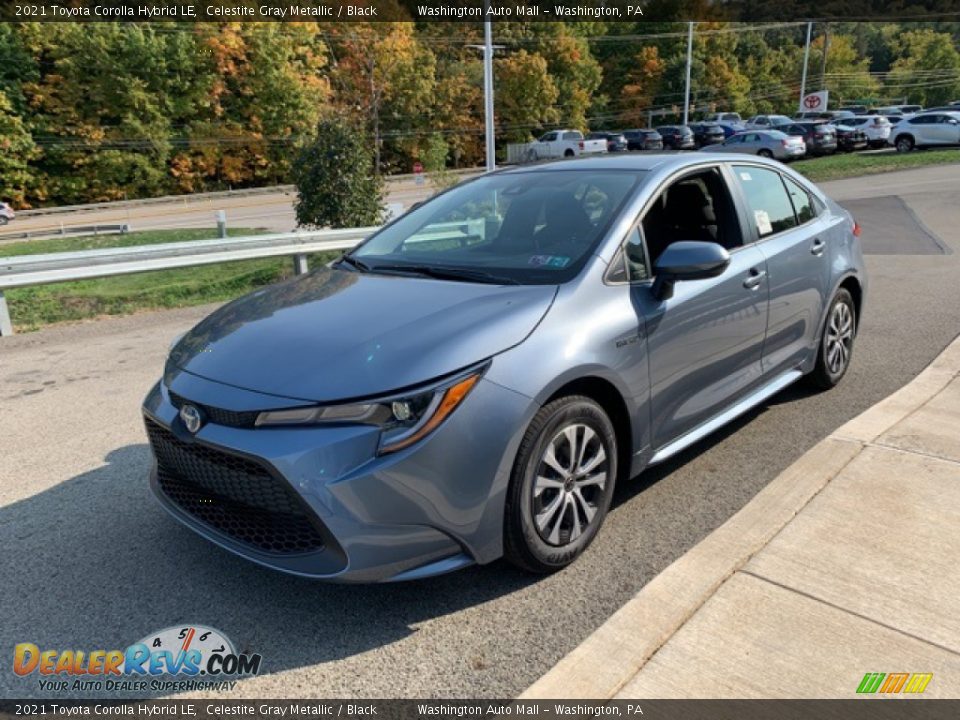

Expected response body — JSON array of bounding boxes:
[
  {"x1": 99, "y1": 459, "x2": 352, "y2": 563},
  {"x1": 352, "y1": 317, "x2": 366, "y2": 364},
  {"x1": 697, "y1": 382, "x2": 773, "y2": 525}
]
[
  {"x1": 0, "y1": 292, "x2": 13, "y2": 336},
  {"x1": 217, "y1": 210, "x2": 227, "y2": 239},
  {"x1": 293, "y1": 253, "x2": 309, "y2": 275}
]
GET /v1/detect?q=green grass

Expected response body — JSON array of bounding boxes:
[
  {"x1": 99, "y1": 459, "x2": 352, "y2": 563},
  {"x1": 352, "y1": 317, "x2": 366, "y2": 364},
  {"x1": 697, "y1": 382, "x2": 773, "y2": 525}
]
[
  {"x1": 793, "y1": 148, "x2": 960, "y2": 182},
  {"x1": 2, "y1": 228, "x2": 339, "y2": 331}
]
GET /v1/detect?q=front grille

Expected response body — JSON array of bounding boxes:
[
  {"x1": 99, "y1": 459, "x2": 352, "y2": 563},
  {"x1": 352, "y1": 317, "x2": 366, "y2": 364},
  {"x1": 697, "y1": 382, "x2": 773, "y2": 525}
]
[
  {"x1": 168, "y1": 391, "x2": 260, "y2": 429},
  {"x1": 146, "y1": 418, "x2": 326, "y2": 555}
]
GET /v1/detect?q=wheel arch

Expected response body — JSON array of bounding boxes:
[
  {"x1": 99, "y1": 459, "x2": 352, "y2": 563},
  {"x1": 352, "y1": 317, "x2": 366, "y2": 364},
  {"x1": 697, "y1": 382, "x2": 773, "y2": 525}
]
[{"x1": 543, "y1": 375, "x2": 634, "y2": 484}]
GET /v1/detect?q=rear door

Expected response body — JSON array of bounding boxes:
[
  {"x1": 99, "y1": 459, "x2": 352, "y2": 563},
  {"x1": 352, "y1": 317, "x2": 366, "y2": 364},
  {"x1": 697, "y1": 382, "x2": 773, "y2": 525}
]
[{"x1": 729, "y1": 164, "x2": 832, "y2": 374}]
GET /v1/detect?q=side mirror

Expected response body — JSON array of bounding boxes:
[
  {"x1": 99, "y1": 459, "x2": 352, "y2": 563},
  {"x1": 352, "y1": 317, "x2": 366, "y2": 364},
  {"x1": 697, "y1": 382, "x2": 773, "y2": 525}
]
[{"x1": 652, "y1": 241, "x2": 731, "y2": 300}]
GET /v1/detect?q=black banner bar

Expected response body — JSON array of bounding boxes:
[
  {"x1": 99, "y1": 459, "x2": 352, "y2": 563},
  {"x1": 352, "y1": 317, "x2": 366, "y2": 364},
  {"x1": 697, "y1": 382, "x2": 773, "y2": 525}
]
[{"x1": 2, "y1": 1, "x2": 960, "y2": 23}]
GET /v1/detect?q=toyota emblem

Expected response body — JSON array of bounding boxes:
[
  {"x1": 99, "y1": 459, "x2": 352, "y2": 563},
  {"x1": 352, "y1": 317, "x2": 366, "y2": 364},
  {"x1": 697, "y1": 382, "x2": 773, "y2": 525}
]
[{"x1": 179, "y1": 404, "x2": 203, "y2": 434}]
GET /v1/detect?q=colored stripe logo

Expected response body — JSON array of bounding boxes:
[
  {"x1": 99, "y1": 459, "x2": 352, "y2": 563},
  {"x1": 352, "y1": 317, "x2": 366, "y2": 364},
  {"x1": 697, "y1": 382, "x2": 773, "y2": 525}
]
[{"x1": 857, "y1": 672, "x2": 933, "y2": 694}]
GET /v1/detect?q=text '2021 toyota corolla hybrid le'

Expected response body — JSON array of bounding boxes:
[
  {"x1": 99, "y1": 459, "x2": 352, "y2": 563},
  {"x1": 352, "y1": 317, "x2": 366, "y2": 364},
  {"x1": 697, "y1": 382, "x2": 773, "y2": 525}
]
[{"x1": 143, "y1": 154, "x2": 865, "y2": 582}]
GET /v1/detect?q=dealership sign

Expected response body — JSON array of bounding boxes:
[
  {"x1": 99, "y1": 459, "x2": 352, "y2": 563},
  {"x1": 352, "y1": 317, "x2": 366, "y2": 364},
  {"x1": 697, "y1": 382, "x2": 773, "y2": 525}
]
[{"x1": 802, "y1": 91, "x2": 829, "y2": 111}]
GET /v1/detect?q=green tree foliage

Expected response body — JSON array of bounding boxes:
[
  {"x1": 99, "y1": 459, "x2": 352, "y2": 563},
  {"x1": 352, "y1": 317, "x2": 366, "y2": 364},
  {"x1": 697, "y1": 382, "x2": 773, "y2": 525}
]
[
  {"x1": 889, "y1": 30, "x2": 960, "y2": 107},
  {"x1": 495, "y1": 50, "x2": 560, "y2": 143},
  {"x1": 292, "y1": 117, "x2": 385, "y2": 229},
  {"x1": 0, "y1": 91, "x2": 38, "y2": 206}
]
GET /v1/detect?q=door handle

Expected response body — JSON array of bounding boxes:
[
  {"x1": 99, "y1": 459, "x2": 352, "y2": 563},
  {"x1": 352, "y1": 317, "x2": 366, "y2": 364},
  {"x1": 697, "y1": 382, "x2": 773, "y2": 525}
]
[
  {"x1": 743, "y1": 268, "x2": 766, "y2": 290},
  {"x1": 811, "y1": 238, "x2": 826, "y2": 256}
]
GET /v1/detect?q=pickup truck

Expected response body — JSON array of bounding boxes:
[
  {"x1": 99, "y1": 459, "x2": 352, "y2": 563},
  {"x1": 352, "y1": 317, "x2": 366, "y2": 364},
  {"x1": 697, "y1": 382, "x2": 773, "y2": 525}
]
[{"x1": 524, "y1": 130, "x2": 607, "y2": 161}]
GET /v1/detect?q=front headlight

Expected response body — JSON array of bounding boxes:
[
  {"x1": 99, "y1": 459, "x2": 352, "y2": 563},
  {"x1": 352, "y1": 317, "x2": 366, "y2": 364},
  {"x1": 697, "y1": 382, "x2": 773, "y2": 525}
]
[{"x1": 255, "y1": 369, "x2": 483, "y2": 455}]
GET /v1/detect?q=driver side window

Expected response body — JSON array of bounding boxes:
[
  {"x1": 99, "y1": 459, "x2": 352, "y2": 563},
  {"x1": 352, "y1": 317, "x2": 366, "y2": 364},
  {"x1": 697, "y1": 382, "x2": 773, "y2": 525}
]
[{"x1": 640, "y1": 168, "x2": 744, "y2": 270}]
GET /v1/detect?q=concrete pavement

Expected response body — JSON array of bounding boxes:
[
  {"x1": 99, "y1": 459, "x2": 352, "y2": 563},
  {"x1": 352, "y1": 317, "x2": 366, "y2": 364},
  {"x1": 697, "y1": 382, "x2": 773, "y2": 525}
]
[{"x1": 523, "y1": 335, "x2": 960, "y2": 699}]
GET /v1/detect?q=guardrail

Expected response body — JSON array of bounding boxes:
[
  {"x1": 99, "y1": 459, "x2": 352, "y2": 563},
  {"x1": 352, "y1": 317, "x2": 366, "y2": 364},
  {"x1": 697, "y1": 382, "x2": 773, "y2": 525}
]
[
  {"x1": 0, "y1": 223, "x2": 130, "y2": 242},
  {"x1": 0, "y1": 227, "x2": 378, "y2": 337}
]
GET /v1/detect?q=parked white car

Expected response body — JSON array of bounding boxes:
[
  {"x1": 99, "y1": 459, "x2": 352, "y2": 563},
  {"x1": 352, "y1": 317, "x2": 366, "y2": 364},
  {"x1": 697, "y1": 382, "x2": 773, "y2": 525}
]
[
  {"x1": 838, "y1": 116, "x2": 892, "y2": 147},
  {"x1": 524, "y1": 130, "x2": 607, "y2": 161},
  {"x1": 889, "y1": 111, "x2": 960, "y2": 152},
  {"x1": 744, "y1": 114, "x2": 793, "y2": 130},
  {"x1": 0, "y1": 202, "x2": 15, "y2": 226},
  {"x1": 702, "y1": 112, "x2": 743, "y2": 125}
]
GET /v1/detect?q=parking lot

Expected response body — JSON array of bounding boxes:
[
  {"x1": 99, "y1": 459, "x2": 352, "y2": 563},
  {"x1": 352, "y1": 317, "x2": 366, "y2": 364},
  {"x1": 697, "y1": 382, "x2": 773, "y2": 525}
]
[{"x1": 1, "y1": 164, "x2": 959, "y2": 699}]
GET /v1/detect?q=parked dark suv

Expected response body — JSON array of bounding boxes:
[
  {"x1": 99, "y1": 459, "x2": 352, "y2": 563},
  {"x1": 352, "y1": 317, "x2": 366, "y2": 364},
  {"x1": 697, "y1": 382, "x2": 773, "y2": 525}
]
[
  {"x1": 779, "y1": 122, "x2": 838, "y2": 155},
  {"x1": 688, "y1": 122, "x2": 726, "y2": 148},
  {"x1": 656, "y1": 125, "x2": 696, "y2": 150},
  {"x1": 586, "y1": 131, "x2": 629, "y2": 152},
  {"x1": 623, "y1": 129, "x2": 663, "y2": 151}
]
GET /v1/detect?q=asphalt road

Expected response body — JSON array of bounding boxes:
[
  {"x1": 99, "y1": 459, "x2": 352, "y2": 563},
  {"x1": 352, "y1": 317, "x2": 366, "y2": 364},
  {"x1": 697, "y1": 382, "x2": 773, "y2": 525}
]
[
  {"x1": 2, "y1": 166, "x2": 960, "y2": 700},
  {"x1": 0, "y1": 175, "x2": 452, "y2": 241}
]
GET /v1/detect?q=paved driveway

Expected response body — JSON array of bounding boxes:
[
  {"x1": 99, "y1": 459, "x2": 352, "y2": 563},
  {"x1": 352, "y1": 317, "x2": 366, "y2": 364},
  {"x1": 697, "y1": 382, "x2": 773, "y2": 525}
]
[{"x1": 1, "y1": 166, "x2": 959, "y2": 699}]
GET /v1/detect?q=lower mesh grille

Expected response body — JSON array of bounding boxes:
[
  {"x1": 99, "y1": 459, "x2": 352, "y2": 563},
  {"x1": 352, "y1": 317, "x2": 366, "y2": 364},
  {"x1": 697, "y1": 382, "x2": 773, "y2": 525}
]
[{"x1": 146, "y1": 418, "x2": 326, "y2": 555}]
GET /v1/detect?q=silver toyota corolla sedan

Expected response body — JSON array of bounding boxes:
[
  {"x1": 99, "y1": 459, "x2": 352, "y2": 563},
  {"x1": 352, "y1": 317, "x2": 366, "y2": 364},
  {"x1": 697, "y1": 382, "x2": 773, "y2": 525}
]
[{"x1": 143, "y1": 154, "x2": 866, "y2": 582}]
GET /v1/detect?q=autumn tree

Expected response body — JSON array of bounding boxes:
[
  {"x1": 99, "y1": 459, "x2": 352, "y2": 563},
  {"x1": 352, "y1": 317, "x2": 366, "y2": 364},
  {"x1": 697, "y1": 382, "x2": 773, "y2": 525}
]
[
  {"x1": 621, "y1": 46, "x2": 666, "y2": 125},
  {"x1": 494, "y1": 50, "x2": 560, "y2": 143}
]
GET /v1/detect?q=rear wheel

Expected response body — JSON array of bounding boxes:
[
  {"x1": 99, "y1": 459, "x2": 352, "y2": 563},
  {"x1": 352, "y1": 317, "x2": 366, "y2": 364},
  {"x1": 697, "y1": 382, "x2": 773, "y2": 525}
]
[
  {"x1": 895, "y1": 135, "x2": 914, "y2": 152},
  {"x1": 0, "y1": 216, "x2": 7, "y2": 226},
  {"x1": 564, "y1": 149, "x2": 575, "y2": 158},
  {"x1": 808, "y1": 288, "x2": 857, "y2": 390},
  {"x1": 504, "y1": 395, "x2": 618, "y2": 574},
  {"x1": 757, "y1": 149, "x2": 774, "y2": 158}
]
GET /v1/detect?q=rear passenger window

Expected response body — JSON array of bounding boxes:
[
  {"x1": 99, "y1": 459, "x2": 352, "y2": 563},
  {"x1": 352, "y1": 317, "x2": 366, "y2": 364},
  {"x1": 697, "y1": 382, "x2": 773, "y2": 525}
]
[
  {"x1": 733, "y1": 166, "x2": 798, "y2": 238},
  {"x1": 783, "y1": 177, "x2": 815, "y2": 224}
]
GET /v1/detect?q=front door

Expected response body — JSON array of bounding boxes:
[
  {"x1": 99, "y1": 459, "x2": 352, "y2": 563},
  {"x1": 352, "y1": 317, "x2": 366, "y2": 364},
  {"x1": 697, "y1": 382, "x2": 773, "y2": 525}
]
[{"x1": 631, "y1": 166, "x2": 770, "y2": 452}]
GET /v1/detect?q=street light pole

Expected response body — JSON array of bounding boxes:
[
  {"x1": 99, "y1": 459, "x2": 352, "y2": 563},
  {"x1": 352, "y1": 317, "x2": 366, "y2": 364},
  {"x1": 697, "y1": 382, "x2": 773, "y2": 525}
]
[
  {"x1": 683, "y1": 22, "x2": 694, "y2": 126},
  {"x1": 799, "y1": 21, "x2": 812, "y2": 113}
]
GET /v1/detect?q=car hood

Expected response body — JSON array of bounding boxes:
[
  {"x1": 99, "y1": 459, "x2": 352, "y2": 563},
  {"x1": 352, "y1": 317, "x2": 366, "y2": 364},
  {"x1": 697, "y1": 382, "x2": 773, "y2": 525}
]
[{"x1": 168, "y1": 267, "x2": 557, "y2": 403}]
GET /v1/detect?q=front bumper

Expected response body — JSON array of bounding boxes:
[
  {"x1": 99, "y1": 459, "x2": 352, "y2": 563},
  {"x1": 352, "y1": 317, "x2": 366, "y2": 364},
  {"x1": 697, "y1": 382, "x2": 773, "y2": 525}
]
[{"x1": 142, "y1": 369, "x2": 535, "y2": 582}]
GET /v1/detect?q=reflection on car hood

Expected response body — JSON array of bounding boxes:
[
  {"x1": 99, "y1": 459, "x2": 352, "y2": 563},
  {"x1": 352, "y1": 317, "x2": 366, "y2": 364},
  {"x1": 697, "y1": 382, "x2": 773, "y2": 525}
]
[{"x1": 168, "y1": 267, "x2": 557, "y2": 403}]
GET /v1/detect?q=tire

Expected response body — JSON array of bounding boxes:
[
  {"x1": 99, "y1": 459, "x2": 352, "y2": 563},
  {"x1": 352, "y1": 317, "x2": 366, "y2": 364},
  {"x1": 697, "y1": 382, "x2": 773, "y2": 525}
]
[
  {"x1": 895, "y1": 135, "x2": 914, "y2": 153},
  {"x1": 0, "y1": 216, "x2": 7, "y2": 226},
  {"x1": 757, "y1": 149, "x2": 774, "y2": 158},
  {"x1": 807, "y1": 288, "x2": 857, "y2": 390},
  {"x1": 504, "y1": 395, "x2": 618, "y2": 574},
  {"x1": 564, "y1": 149, "x2": 575, "y2": 158}
]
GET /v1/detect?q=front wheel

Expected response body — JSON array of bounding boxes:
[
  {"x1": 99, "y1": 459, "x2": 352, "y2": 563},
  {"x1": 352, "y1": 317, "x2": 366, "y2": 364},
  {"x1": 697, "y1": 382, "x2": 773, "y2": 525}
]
[
  {"x1": 895, "y1": 135, "x2": 914, "y2": 153},
  {"x1": 504, "y1": 395, "x2": 618, "y2": 574},
  {"x1": 808, "y1": 288, "x2": 857, "y2": 390},
  {"x1": 0, "y1": 216, "x2": 8, "y2": 226}
]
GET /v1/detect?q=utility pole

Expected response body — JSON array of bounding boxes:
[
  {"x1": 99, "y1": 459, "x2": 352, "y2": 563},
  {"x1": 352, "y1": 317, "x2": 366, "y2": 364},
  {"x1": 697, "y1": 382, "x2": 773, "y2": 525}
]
[
  {"x1": 483, "y1": 12, "x2": 495, "y2": 172},
  {"x1": 683, "y1": 22, "x2": 694, "y2": 126},
  {"x1": 798, "y1": 21, "x2": 813, "y2": 113},
  {"x1": 820, "y1": 23, "x2": 831, "y2": 91},
  {"x1": 469, "y1": 5, "x2": 501, "y2": 172}
]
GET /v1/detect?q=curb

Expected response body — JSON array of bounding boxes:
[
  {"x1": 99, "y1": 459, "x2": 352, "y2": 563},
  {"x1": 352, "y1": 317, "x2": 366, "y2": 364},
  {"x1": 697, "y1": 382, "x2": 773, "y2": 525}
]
[{"x1": 521, "y1": 333, "x2": 960, "y2": 700}]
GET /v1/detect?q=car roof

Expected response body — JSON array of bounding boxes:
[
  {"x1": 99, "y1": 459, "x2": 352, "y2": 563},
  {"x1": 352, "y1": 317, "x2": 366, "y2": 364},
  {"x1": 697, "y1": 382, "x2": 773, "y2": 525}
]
[{"x1": 495, "y1": 153, "x2": 788, "y2": 176}]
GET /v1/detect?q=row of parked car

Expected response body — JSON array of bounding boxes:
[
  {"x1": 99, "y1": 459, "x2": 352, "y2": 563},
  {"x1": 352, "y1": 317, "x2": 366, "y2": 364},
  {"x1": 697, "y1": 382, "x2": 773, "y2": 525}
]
[{"x1": 524, "y1": 101, "x2": 960, "y2": 164}]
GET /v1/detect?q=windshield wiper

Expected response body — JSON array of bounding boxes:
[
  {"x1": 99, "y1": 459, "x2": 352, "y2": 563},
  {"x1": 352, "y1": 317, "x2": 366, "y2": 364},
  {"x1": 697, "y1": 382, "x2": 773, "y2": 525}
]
[
  {"x1": 371, "y1": 263, "x2": 521, "y2": 285},
  {"x1": 336, "y1": 254, "x2": 372, "y2": 273}
]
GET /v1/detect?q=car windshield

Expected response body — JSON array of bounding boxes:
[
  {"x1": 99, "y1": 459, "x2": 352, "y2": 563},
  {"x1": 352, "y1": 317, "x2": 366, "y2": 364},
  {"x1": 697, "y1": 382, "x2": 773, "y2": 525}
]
[{"x1": 349, "y1": 170, "x2": 644, "y2": 285}]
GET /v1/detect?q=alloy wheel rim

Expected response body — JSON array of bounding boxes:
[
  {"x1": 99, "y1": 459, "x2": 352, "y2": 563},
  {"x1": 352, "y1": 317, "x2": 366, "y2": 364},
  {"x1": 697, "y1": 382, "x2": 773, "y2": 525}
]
[
  {"x1": 825, "y1": 301, "x2": 854, "y2": 375},
  {"x1": 531, "y1": 423, "x2": 608, "y2": 547}
]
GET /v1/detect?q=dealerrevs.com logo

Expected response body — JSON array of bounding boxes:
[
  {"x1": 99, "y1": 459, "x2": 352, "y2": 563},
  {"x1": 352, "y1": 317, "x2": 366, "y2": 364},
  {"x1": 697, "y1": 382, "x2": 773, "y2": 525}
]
[{"x1": 13, "y1": 625, "x2": 262, "y2": 694}]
